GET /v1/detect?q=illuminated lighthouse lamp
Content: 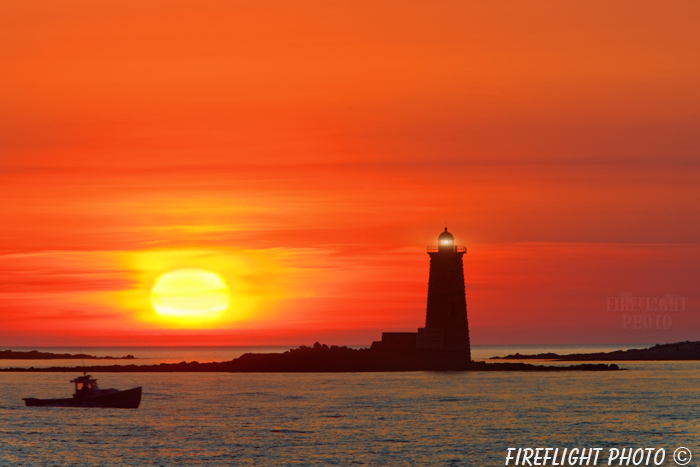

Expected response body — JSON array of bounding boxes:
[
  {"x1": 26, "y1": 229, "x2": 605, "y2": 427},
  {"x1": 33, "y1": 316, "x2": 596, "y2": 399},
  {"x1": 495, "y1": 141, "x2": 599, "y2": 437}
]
[{"x1": 438, "y1": 228, "x2": 455, "y2": 251}]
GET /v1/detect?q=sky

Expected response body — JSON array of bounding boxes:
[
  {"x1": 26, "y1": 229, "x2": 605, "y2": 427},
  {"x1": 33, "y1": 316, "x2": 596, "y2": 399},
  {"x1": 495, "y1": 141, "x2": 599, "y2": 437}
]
[{"x1": 1, "y1": 1, "x2": 699, "y2": 346}]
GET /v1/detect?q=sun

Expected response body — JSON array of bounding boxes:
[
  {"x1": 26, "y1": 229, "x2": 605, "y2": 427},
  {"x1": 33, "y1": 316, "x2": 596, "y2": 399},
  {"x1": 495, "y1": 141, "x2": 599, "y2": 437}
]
[{"x1": 150, "y1": 269, "x2": 230, "y2": 324}]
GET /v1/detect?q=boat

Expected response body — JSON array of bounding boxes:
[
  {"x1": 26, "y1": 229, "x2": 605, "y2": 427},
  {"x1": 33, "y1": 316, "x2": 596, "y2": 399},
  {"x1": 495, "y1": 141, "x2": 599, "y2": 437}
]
[{"x1": 22, "y1": 374, "x2": 142, "y2": 408}]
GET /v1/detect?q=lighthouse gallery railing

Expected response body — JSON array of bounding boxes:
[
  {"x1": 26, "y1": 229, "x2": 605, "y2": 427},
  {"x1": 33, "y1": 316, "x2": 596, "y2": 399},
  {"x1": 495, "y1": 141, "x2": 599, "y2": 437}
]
[{"x1": 427, "y1": 246, "x2": 467, "y2": 253}]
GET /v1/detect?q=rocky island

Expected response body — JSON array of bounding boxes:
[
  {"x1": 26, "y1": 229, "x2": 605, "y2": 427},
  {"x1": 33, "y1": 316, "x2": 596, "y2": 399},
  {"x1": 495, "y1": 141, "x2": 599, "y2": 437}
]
[
  {"x1": 490, "y1": 340, "x2": 700, "y2": 361},
  {"x1": 0, "y1": 350, "x2": 136, "y2": 360},
  {"x1": 0, "y1": 343, "x2": 619, "y2": 372}
]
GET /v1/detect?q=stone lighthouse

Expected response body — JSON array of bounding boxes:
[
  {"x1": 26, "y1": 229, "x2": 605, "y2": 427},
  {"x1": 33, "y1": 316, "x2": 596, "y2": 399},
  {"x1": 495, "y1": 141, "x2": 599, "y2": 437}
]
[
  {"x1": 372, "y1": 228, "x2": 472, "y2": 362},
  {"x1": 420, "y1": 228, "x2": 471, "y2": 358}
]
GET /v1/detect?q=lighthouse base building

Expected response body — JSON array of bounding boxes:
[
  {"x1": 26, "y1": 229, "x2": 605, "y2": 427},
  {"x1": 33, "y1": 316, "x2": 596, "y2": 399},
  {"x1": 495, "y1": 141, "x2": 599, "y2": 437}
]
[{"x1": 371, "y1": 228, "x2": 472, "y2": 361}]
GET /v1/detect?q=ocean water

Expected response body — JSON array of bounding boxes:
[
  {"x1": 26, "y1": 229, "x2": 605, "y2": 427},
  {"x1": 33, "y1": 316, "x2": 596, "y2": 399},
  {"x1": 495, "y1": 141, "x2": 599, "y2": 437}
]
[{"x1": 0, "y1": 346, "x2": 699, "y2": 466}]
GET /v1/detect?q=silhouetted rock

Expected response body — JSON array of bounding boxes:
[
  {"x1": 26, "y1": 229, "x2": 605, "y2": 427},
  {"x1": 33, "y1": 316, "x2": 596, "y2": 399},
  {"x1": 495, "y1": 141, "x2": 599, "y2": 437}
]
[
  {"x1": 490, "y1": 340, "x2": 700, "y2": 361},
  {"x1": 0, "y1": 350, "x2": 138, "y2": 360}
]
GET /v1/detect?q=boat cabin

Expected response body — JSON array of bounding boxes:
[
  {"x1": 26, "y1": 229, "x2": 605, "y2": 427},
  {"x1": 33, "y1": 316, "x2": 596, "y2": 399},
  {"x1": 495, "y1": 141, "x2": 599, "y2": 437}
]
[{"x1": 70, "y1": 374, "x2": 99, "y2": 398}]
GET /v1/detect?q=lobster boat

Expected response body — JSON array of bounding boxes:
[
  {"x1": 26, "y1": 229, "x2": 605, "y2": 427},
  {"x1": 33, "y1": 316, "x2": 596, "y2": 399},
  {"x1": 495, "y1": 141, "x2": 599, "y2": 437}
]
[{"x1": 23, "y1": 374, "x2": 142, "y2": 408}]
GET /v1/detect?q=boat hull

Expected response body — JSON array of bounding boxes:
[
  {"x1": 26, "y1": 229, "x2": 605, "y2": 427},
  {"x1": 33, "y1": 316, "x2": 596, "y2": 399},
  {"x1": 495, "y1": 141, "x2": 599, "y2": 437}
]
[{"x1": 23, "y1": 386, "x2": 142, "y2": 409}]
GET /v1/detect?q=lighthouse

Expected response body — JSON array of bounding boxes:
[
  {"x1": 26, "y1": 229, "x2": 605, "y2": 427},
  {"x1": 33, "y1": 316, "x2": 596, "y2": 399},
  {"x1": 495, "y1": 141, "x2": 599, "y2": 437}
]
[
  {"x1": 420, "y1": 228, "x2": 471, "y2": 358},
  {"x1": 372, "y1": 228, "x2": 472, "y2": 362}
]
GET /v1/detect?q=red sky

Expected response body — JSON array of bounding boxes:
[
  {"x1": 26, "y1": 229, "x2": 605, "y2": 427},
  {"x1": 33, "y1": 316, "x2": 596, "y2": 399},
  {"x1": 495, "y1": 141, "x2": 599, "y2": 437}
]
[{"x1": 1, "y1": 1, "x2": 699, "y2": 346}]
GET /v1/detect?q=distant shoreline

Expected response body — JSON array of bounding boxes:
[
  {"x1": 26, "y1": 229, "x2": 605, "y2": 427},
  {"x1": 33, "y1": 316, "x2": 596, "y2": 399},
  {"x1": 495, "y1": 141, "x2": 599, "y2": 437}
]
[
  {"x1": 490, "y1": 340, "x2": 700, "y2": 361},
  {"x1": 0, "y1": 344, "x2": 619, "y2": 372},
  {"x1": 0, "y1": 350, "x2": 137, "y2": 360}
]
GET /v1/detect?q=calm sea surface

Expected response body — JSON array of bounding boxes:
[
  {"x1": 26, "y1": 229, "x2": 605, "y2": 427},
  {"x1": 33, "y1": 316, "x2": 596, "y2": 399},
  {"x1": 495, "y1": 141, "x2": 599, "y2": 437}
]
[{"x1": 1, "y1": 345, "x2": 698, "y2": 466}]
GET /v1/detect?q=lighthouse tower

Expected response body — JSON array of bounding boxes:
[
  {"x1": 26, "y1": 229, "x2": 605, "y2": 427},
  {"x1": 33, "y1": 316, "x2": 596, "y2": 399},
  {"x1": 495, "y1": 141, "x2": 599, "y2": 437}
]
[
  {"x1": 420, "y1": 228, "x2": 471, "y2": 358},
  {"x1": 372, "y1": 227, "x2": 472, "y2": 362}
]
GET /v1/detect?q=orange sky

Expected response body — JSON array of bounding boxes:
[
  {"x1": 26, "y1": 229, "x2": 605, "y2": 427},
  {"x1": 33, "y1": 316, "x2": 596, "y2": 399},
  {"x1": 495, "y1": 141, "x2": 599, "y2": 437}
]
[{"x1": 1, "y1": 1, "x2": 699, "y2": 346}]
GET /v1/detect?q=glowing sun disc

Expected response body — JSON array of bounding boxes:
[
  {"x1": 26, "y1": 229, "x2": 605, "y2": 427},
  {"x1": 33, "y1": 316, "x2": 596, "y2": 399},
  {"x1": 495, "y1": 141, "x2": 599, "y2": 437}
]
[{"x1": 151, "y1": 269, "x2": 230, "y2": 321}]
